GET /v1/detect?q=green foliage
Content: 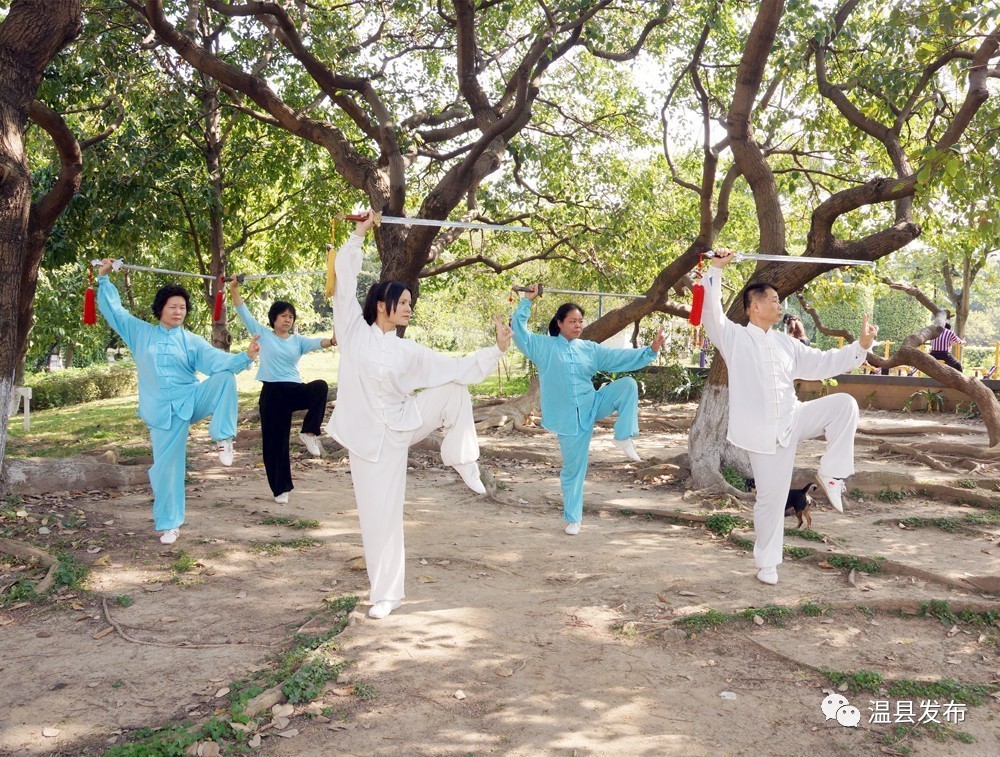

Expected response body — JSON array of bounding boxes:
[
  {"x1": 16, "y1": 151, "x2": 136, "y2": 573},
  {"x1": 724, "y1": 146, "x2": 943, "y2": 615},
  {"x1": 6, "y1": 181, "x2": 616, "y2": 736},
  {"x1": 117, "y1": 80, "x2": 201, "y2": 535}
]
[
  {"x1": 114, "y1": 595, "x2": 134, "y2": 608},
  {"x1": 170, "y1": 553, "x2": 198, "y2": 574},
  {"x1": 54, "y1": 553, "x2": 89, "y2": 590},
  {"x1": 827, "y1": 555, "x2": 884, "y2": 574},
  {"x1": 903, "y1": 389, "x2": 945, "y2": 413},
  {"x1": 785, "y1": 527, "x2": 824, "y2": 542},
  {"x1": 918, "y1": 599, "x2": 958, "y2": 625},
  {"x1": 638, "y1": 365, "x2": 706, "y2": 402},
  {"x1": 352, "y1": 682, "x2": 378, "y2": 700},
  {"x1": 675, "y1": 609, "x2": 730, "y2": 632},
  {"x1": 877, "y1": 488, "x2": 909, "y2": 502},
  {"x1": 720, "y1": 466, "x2": 750, "y2": 492},
  {"x1": 23, "y1": 362, "x2": 137, "y2": 411},
  {"x1": 738, "y1": 605, "x2": 795, "y2": 625},
  {"x1": 704, "y1": 513, "x2": 749, "y2": 536},
  {"x1": 799, "y1": 601, "x2": 828, "y2": 617},
  {"x1": 822, "y1": 668, "x2": 885, "y2": 694},
  {"x1": 782, "y1": 545, "x2": 812, "y2": 559},
  {"x1": 888, "y1": 678, "x2": 999, "y2": 707},
  {"x1": 283, "y1": 659, "x2": 343, "y2": 703}
]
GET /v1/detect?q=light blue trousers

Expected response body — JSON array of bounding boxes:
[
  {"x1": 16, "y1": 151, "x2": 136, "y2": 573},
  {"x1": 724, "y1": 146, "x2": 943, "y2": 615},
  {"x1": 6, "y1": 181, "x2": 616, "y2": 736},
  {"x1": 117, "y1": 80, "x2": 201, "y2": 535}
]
[
  {"x1": 556, "y1": 377, "x2": 639, "y2": 524},
  {"x1": 147, "y1": 372, "x2": 239, "y2": 530}
]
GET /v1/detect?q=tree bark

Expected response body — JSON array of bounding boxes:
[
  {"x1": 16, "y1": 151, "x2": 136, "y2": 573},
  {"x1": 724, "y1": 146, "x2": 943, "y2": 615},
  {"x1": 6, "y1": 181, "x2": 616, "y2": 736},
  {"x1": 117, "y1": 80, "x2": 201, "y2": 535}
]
[{"x1": 0, "y1": 0, "x2": 83, "y2": 494}]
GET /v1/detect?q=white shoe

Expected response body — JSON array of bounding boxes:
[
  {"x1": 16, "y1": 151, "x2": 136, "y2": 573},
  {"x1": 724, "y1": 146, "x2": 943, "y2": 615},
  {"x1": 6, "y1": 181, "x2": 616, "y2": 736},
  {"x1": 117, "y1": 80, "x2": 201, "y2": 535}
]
[
  {"x1": 367, "y1": 600, "x2": 401, "y2": 619},
  {"x1": 564, "y1": 521, "x2": 582, "y2": 535},
  {"x1": 274, "y1": 492, "x2": 289, "y2": 504},
  {"x1": 159, "y1": 528, "x2": 180, "y2": 545},
  {"x1": 756, "y1": 567, "x2": 778, "y2": 585},
  {"x1": 299, "y1": 432, "x2": 323, "y2": 457},
  {"x1": 453, "y1": 462, "x2": 486, "y2": 495},
  {"x1": 815, "y1": 472, "x2": 846, "y2": 513},
  {"x1": 217, "y1": 439, "x2": 234, "y2": 466},
  {"x1": 612, "y1": 438, "x2": 641, "y2": 462}
]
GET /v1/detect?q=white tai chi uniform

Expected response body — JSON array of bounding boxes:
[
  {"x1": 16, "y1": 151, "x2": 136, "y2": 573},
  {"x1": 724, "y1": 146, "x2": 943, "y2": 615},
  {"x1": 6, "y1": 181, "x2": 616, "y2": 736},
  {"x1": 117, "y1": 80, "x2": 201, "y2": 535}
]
[
  {"x1": 701, "y1": 268, "x2": 868, "y2": 569},
  {"x1": 325, "y1": 232, "x2": 502, "y2": 604}
]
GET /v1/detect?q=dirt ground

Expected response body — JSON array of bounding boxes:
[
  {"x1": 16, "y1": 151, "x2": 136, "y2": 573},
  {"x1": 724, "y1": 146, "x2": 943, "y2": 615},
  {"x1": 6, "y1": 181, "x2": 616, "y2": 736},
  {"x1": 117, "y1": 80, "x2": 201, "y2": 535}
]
[{"x1": 2, "y1": 405, "x2": 999, "y2": 756}]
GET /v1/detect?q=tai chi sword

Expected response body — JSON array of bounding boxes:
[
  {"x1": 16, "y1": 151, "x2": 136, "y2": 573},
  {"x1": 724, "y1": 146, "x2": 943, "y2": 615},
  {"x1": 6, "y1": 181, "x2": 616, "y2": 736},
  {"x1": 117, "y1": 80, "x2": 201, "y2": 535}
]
[
  {"x1": 704, "y1": 251, "x2": 875, "y2": 267},
  {"x1": 342, "y1": 212, "x2": 532, "y2": 233}
]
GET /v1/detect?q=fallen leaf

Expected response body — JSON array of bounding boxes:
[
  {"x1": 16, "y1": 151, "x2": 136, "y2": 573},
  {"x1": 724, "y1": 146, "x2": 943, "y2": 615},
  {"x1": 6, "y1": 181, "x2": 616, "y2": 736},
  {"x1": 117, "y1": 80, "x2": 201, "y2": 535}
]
[
  {"x1": 348, "y1": 556, "x2": 366, "y2": 571},
  {"x1": 330, "y1": 687, "x2": 353, "y2": 697},
  {"x1": 214, "y1": 687, "x2": 230, "y2": 698},
  {"x1": 92, "y1": 627, "x2": 114, "y2": 640},
  {"x1": 38, "y1": 527, "x2": 51, "y2": 535},
  {"x1": 103, "y1": 520, "x2": 114, "y2": 526},
  {"x1": 947, "y1": 625, "x2": 960, "y2": 638},
  {"x1": 144, "y1": 583, "x2": 163, "y2": 592},
  {"x1": 15, "y1": 509, "x2": 27, "y2": 517},
  {"x1": 677, "y1": 590, "x2": 697, "y2": 597},
  {"x1": 277, "y1": 729, "x2": 298, "y2": 738},
  {"x1": 494, "y1": 666, "x2": 513, "y2": 677},
  {"x1": 847, "y1": 568, "x2": 858, "y2": 587},
  {"x1": 87, "y1": 546, "x2": 102, "y2": 554},
  {"x1": 454, "y1": 690, "x2": 466, "y2": 700},
  {"x1": 419, "y1": 558, "x2": 428, "y2": 565},
  {"x1": 197, "y1": 743, "x2": 221, "y2": 757},
  {"x1": 719, "y1": 691, "x2": 737, "y2": 700},
  {"x1": 753, "y1": 615, "x2": 764, "y2": 626},
  {"x1": 235, "y1": 591, "x2": 247, "y2": 599},
  {"x1": 93, "y1": 555, "x2": 111, "y2": 566},
  {"x1": 436, "y1": 560, "x2": 450, "y2": 566},
  {"x1": 248, "y1": 735, "x2": 261, "y2": 748},
  {"x1": 416, "y1": 575, "x2": 436, "y2": 584},
  {"x1": 656, "y1": 593, "x2": 671, "y2": 604},
  {"x1": 946, "y1": 658, "x2": 961, "y2": 665},
  {"x1": 272, "y1": 703, "x2": 294, "y2": 718},
  {"x1": 42, "y1": 727, "x2": 60, "y2": 738},
  {"x1": 273, "y1": 716, "x2": 290, "y2": 730},
  {"x1": 37, "y1": 631, "x2": 52, "y2": 638}
]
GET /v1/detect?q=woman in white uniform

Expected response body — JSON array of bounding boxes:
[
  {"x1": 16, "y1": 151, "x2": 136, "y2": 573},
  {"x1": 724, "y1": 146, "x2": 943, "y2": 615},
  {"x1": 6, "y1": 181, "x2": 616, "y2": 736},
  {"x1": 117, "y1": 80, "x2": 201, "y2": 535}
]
[{"x1": 326, "y1": 211, "x2": 512, "y2": 619}]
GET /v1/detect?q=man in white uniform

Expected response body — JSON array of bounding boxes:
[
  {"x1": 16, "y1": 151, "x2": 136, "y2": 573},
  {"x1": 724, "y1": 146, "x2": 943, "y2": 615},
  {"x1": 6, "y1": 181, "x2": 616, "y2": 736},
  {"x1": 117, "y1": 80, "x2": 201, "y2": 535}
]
[{"x1": 702, "y1": 250, "x2": 878, "y2": 585}]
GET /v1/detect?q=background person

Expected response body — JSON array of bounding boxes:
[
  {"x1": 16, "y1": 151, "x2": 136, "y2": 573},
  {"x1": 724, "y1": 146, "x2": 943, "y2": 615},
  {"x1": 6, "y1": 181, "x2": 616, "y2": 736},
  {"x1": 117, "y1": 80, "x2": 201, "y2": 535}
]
[
  {"x1": 96, "y1": 258, "x2": 259, "y2": 545},
  {"x1": 511, "y1": 284, "x2": 664, "y2": 535},
  {"x1": 930, "y1": 322, "x2": 964, "y2": 371},
  {"x1": 229, "y1": 278, "x2": 335, "y2": 504}
]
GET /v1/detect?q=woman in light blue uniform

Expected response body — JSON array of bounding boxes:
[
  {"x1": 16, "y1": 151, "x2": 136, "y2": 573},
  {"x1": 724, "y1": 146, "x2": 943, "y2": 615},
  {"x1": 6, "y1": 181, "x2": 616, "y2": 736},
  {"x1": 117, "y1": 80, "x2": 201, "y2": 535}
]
[
  {"x1": 96, "y1": 259, "x2": 259, "y2": 545},
  {"x1": 511, "y1": 284, "x2": 664, "y2": 535},
  {"x1": 229, "y1": 278, "x2": 335, "y2": 503}
]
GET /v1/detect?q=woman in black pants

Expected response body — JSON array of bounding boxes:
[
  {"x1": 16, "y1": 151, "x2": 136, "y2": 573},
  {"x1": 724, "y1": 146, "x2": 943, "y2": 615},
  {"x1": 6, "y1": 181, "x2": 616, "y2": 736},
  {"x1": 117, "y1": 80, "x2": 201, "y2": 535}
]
[{"x1": 230, "y1": 278, "x2": 335, "y2": 503}]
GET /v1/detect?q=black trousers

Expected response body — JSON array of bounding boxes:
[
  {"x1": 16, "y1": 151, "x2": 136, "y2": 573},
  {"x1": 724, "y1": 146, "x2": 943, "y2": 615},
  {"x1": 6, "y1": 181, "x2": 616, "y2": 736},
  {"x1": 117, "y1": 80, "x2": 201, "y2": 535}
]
[
  {"x1": 259, "y1": 380, "x2": 329, "y2": 496},
  {"x1": 930, "y1": 350, "x2": 962, "y2": 372}
]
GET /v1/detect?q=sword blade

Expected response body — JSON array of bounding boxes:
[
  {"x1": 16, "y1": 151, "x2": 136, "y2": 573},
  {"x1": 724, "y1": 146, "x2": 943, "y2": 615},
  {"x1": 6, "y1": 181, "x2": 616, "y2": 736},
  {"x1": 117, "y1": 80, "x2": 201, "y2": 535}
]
[{"x1": 705, "y1": 251, "x2": 874, "y2": 267}]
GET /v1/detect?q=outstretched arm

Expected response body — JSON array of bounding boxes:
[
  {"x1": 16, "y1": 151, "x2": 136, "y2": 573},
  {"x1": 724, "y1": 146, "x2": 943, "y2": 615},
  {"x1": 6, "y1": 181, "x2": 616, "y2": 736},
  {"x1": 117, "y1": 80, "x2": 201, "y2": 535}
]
[
  {"x1": 95, "y1": 258, "x2": 144, "y2": 350},
  {"x1": 510, "y1": 284, "x2": 545, "y2": 363},
  {"x1": 332, "y1": 211, "x2": 376, "y2": 344}
]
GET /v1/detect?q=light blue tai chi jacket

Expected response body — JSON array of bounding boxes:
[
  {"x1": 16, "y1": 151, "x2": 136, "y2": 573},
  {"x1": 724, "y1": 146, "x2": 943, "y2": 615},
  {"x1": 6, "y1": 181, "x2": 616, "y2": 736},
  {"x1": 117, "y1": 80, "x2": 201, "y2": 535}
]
[
  {"x1": 97, "y1": 276, "x2": 253, "y2": 429},
  {"x1": 511, "y1": 297, "x2": 656, "y2": 436},
  {"x1": 234, "y1": 303, "x2": 324, "y2": 383}
]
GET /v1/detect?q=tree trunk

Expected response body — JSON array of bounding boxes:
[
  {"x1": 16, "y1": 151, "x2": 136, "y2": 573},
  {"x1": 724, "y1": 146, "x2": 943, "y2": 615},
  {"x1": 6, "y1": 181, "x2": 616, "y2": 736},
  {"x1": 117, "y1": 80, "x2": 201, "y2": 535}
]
[
  {"x1": 203, "y1": 83, "x2": 231, "y2": 350},
  {"x1": 0, "y1": 0, "x2": 82, "y2": 494},
  {"x1": 687, "y1": 359, "x2": 751, "y2": 491}
]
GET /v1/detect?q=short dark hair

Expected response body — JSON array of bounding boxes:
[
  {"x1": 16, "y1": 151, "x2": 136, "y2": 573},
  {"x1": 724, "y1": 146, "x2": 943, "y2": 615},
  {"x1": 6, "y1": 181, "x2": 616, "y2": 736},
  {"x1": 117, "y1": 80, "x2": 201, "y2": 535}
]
[
  {"x1": 742, "y1": 283, "x2": 779, "y2": 312},
  {"x1": 363, "y1": 280, "x2": 411, "y2": 326},
  {"x1": 268, "y1": 301, "x2": 296, "y2": 328},
  {"x1": 945, "y1": 322, "x2": 952, "y2": 330},
  {"x1": 549, "y1": 302, "x2": 585, "y2": 337},
  {"x1": 151, "y1": 285, "x2": 191, "y2": 320}
]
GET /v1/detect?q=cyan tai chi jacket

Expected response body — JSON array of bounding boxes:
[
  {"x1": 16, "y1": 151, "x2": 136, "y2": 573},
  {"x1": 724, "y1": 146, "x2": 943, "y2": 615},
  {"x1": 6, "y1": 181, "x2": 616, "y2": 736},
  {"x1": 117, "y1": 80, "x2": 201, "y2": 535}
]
[
  {"x1": 97, "y1": 276, "x2": 253, "y2": 430},
  {"x1": 511, "y1": 297, "x2": 656, "y2": 436},
  {"x1": 234, "y1": 303, "x2": 325, "y2": 383}
]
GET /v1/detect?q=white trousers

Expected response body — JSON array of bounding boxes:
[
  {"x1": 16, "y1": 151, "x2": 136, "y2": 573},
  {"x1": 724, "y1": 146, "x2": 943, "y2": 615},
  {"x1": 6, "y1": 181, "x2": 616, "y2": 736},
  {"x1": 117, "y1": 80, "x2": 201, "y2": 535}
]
[
  {"x1": 348, "y1": 382, "x2": 479, "y2": 604},
  {"x1": 747, "y1": 393, "x2": 858, "y2": 569}
]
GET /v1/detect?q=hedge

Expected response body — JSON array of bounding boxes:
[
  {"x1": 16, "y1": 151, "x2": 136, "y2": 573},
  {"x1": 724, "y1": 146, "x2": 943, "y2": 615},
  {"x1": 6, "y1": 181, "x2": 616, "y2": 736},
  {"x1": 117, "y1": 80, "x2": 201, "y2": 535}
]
[{"x1": 23, "y1": 361, "x2": 138, "y2": 411}]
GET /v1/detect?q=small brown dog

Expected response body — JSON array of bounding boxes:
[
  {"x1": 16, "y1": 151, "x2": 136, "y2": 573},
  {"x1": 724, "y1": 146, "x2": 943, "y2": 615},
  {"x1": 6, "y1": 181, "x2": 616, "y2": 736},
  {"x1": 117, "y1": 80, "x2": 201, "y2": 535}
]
[{"x1": 784, "y1": 482, "x2": 818, "y2": 529}]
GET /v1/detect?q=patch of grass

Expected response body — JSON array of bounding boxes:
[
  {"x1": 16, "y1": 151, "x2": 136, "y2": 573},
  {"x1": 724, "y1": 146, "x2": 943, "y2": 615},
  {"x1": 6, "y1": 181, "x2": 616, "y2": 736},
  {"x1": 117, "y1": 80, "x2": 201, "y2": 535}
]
[
  {"x1": 704, "y1": 513, "x2": 749, "y2": 536},
  {"x1": 170, "y1": 552, "x2": 198, "y2": 574},
  {"x1": 352, "y1": 682, "x2": 378, "y2": 700},
  {"x1": 877, "y1": 488, "x2": 909, "y2": 502},
  {"x1": 849, "y1": 488, "x2": 865, "y2": 499},
  {"x1": 786, "y1": 527, "x2": 824, "y2": 542},
  {"x1": 827, "y1": 554, "x2": 884, "y2": 574},
  {"x1": 888, "y1": 677, "x2": 1000, "y2": 706},
  {"x1": 54, "y1": 552, "x2": 89, "y2": 590},
  {"x1": 283, "y1": 659, "x2": 343, "y2": 703},
  {"x1": 918, "y1": 599, "x2": 958, "y2": 625},
  {"x1": 957, "y1": 479, "x2": 978, "y2": 489},
  {"x1": 727, "y1": 534, "x2": 755, "y2": 552},
  {"x1": 618, "y1": 508, "x2": 636, "y2": 516},
  {"x1": 856, "y1": 604, "x2": 876, "y2": 618},
  {"x1": 114, "y1": 595, "x2": 134, "y2": 608},
  {"x1": 822, "y1": 668, "x2": 884, "y2": 694},
  {"x1": 249, "y1": 538, "x2": 321, "y2": 556},
  {"x1": 964, "y1": 510, "x2": 1000, "y2": 526},
  {"x1": 896, "y1": 516, "x2": 964, "y2": 533},
  {"x1": 720, "y1": 466, "x2": 749, "y2": 492},
  {"x1": 738, "y1": 604, "x2": 795, "y2": 626},
  {"x1": 0, "y1": 581, "x2": 39, "y2": 607},
  {"x1": 290, "y1": 519, "x2": 320, "y2": 530},
  {"x1": 675, "y1": 609, "x2": 731, "y2": 633},
  {"x1": 261, "y1": 515, "x2": 294, "y2": 526},
  {"x1": 799, "y1": 601, "x2": 828, "y2": 617},
  {"x1": 783, "y1": 545, "x2": 812, "y2": 559}
]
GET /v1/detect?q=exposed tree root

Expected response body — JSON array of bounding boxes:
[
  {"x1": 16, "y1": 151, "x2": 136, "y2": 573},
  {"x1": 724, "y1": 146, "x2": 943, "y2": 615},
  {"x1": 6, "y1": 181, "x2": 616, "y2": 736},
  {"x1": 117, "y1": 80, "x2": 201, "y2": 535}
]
[
  {"x1": 876, "y1": 441, "x2": 954, "y2": 472},
  {"x1": 858, "y1": 424, "x2": 983, "y2": 438},
  {"x1": 100, "y1": 597, "x2": 275, "y2": 649},
  {"x1": 0, "y1": 536, "x2": 58, "y2": 594}
]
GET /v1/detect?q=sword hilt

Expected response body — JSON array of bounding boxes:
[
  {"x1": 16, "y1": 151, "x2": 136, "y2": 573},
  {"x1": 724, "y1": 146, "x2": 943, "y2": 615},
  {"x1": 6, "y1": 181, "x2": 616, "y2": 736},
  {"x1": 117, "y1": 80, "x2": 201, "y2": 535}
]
[
  {"x1": 340, "y1": 211, "x2": 382, "y2": 226},
  {"x1": 512, "y1": 284, "x2": 544, "y2": 296}
]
